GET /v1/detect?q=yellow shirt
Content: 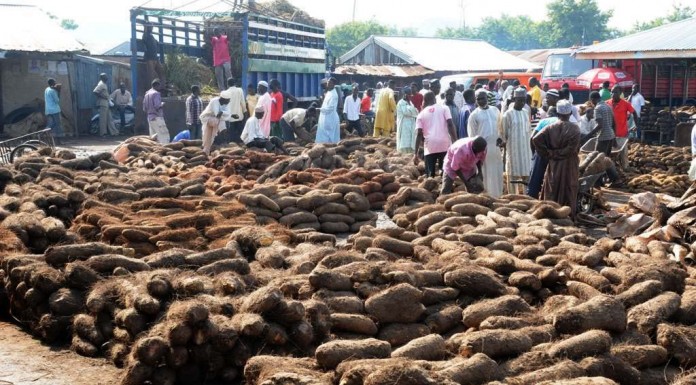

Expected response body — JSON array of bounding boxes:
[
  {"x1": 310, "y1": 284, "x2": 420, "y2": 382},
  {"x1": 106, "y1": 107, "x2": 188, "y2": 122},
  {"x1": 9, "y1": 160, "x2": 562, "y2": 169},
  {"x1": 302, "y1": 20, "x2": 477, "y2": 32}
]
[
  {"x1": 374, "y1": 87, "x2": 396, "y2": 130},
  {"x1": 246, "y1": 94, "x2": 259, "y2": 114},
  {"x1": 530, "y1": 86, "x2": 542, "y2": 109}
]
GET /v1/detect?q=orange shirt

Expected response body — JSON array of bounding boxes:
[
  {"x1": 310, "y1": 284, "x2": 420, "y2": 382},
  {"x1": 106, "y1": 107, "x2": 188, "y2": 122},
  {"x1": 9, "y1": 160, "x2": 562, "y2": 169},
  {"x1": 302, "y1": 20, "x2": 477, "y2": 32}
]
[
  {"x1": 360, "y1": 95, "x2": 371, "y2": 113},
  {"x1": 607, "y1": 99, "x2": 635, "y2": 138}
]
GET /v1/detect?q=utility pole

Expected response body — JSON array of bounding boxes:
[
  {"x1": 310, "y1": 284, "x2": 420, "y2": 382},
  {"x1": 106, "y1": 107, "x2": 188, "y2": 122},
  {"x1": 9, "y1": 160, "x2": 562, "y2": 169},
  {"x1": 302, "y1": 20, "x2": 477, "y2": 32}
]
[
  {"x1": 459, "y1": 0, "x2": 468, "y2": 29},
  {"x1": 352, "y1": 0, "x2": 357, "y2": 22}
]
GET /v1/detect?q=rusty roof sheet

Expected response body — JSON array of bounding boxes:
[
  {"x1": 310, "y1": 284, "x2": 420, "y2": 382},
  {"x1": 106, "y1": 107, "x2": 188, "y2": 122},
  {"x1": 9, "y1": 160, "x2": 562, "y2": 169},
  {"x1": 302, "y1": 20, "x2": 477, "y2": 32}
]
[
  {"x1": 577, "y1": 17, "x2": 696, "y2": 59},
  {"x1": 0, "y1": 4, "x2": 86, "y2": 53},
  {"x1": 334, "y1": 64, "x2": 434, "y2": 77}
]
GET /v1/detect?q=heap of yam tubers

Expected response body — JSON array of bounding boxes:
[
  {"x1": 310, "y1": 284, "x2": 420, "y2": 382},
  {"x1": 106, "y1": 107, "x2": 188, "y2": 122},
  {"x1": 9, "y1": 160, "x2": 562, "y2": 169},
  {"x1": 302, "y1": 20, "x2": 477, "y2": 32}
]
[{"x1": 2, "y1": 137, "x2": 696, "y2": 385}]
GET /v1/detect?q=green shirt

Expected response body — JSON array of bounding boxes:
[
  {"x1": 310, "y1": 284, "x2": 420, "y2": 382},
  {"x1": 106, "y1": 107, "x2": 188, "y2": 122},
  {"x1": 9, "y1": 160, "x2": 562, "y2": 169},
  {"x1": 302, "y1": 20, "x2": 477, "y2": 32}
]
[{"x1": 599, "y1": 88, "x2": 611, "y2": 101}]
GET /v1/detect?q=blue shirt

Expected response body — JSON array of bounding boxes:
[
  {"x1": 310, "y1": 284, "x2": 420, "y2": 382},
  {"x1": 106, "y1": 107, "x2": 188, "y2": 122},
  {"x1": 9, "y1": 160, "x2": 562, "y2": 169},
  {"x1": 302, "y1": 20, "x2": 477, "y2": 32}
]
[
  {"x1": 44, "y1": 87, "x2": 60, "y2": 115},
  {"x1": 535, "y1": 117, "x2": 558, "y2": 132}
]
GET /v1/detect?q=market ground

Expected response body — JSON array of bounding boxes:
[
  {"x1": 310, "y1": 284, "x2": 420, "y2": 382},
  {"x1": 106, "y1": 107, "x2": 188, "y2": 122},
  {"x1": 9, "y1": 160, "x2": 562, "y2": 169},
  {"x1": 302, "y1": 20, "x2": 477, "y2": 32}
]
[{"x1": 0, "y1": 137, "x2": 632, "y2": 384}]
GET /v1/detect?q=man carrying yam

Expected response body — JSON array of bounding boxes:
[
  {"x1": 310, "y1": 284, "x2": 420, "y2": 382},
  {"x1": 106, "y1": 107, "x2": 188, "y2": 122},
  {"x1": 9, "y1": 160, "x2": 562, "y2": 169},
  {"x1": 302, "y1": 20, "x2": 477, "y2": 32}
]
[{"x1": 441, "y1": 136, "x2": 487, "y2": 195}]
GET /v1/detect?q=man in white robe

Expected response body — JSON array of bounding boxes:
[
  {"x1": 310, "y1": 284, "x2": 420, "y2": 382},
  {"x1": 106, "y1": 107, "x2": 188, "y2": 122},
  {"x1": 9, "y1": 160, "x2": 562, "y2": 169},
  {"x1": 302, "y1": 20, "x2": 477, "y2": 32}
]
[
  {"x1": 316, "y1": 77, "x2": 340, "y2": 144},
  {"x1": 467, "y1": 89, "x2": 504, "y2": 198},
  {"x1": 500, "y1": 87, "x2": 533, "y2": 194}
]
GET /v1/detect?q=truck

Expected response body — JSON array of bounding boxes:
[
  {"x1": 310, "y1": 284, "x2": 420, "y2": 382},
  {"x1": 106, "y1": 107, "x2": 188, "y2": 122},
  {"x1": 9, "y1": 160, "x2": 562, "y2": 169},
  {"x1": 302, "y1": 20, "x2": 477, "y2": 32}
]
[{"x1": 129, "y1": 6, "x2": 327, "y2": 104}]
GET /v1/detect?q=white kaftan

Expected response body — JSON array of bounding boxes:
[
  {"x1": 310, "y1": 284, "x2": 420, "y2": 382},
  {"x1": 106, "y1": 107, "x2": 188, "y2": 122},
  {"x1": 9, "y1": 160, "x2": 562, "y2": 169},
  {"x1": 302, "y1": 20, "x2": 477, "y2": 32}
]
[
  {"x1": 468, "y1": 106, "x2": 504, "y2": 198},
  {"x1": 316, "y1": 88, "x2": 340, "y2": 144},
  {"x1": 500, "y1": 107, "x2": 533, "y2": 192}
]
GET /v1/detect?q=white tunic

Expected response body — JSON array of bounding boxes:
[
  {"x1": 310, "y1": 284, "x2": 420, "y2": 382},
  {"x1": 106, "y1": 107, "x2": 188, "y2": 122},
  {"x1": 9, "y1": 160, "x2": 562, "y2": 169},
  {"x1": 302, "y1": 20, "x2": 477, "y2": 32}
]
[
  {"x1": 500, "y1": 107, "x2": 533, "y2": 182},
  {"x1": 468, "y1": 106, "x2": 504, "y2": 198}
]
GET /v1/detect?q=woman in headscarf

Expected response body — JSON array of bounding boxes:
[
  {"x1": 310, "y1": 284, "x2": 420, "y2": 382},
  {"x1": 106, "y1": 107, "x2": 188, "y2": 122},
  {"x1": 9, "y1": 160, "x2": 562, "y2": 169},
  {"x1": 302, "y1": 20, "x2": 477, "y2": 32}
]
[{"x1": 396, "y1": 86, "x2": 419, "y2": 153}]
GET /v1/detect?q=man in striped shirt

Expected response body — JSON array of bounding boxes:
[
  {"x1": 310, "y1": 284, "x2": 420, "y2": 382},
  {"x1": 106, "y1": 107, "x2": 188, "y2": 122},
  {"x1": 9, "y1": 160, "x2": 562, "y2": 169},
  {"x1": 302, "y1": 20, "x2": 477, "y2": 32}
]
[
  {"x1": 591, "y1": 91, "x2": 615, "y2": 156},
  {"x1": 185, "y1": 85, "x2": 203, "y2": 139}
]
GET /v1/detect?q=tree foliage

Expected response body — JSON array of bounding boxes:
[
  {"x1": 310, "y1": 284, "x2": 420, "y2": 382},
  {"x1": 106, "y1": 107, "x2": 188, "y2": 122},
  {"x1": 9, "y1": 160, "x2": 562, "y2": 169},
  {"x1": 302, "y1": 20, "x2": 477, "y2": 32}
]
[
  {"x1": 631, "y1": 3, "x2": 695, "y2": 32},
  {"x1": 326, "y1": 20, "x2": 419, "y2": 58},
  {"x1": 436, "y1": 0, "x2": 614, "y2": 49},
  {"x1": 60, "y1": 19, "x2": 79, "y2": 30}
]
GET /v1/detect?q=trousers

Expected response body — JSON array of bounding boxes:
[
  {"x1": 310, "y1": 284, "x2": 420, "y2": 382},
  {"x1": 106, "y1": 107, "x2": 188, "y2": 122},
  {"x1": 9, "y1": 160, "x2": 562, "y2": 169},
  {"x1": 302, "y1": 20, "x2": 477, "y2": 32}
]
[{"x1": 424, "y1": 152, "x2": 446, "y2": 178}]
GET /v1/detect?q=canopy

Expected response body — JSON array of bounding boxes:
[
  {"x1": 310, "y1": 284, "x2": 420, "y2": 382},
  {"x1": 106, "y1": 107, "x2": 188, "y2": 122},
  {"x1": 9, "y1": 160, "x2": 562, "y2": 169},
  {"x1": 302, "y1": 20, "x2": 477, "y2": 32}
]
[{"x1": 576, "y1": 68, "x2": 634, "y2": 90}]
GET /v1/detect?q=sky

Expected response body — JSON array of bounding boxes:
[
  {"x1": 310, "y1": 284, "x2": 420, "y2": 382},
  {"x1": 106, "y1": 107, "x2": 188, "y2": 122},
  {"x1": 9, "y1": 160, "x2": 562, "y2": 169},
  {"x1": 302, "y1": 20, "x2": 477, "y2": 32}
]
[{"x1": 22, "y1": 0, "x2": 686, "y2": 54}]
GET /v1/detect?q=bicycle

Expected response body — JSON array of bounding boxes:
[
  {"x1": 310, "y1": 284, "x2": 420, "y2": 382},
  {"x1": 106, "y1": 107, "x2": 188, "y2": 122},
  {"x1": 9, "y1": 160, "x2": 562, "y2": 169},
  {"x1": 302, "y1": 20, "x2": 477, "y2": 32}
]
[{"x1": 0, "y1": 128, "x2": 56, "y2": 164}]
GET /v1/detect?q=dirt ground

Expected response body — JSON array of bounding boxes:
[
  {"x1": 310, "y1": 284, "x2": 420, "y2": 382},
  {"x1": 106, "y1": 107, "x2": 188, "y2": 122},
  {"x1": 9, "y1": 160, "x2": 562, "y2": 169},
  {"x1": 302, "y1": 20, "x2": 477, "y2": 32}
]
[{"x1": 0, "y1": 319, "x2": 122, "y2": 385}]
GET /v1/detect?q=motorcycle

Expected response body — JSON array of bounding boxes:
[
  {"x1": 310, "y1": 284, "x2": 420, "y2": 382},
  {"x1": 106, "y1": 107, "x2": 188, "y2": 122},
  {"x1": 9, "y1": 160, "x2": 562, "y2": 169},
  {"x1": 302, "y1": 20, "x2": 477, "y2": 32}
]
[{"x1": 90, "y1": 105, "x2": 135, "y2": 135}]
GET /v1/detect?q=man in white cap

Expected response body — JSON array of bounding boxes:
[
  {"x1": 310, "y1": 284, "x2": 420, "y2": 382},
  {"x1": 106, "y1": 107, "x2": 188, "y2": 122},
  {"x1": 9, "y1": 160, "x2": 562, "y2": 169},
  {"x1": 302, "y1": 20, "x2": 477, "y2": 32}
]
[
  {"x1": 468, "y1": 89, "x2": 504, "y2": 198},
  {"x1": 532, "y1": 100, "x2": 581, "y2": 218},
  {"x1": 419, "y1": 79, "x2": 430, "y2": 97},
  {"x1": 256, "y1": 80, "x2": 272, "y2": 137},
  {"x1": 242, "y1": 104, "x2": 287, "y2": 154},
  {"x1": 500, "y1": 87, "x2": 533, "y2": 194},
  {"x1": 200, "y1": 89, "x2": 232, "y2": 155}
]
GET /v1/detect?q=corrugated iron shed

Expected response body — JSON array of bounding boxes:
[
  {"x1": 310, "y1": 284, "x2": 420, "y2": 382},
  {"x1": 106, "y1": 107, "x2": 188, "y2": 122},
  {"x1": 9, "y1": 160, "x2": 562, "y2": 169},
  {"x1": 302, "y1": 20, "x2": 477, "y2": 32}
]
[
  {"x1": 339, "y1": 36, "x2": 541, "y2": 72},
  {"x1": 576, "y1": 17, "x2": 696, "y2": 60},
  {"x1": 333, "y1": 64, "x2": 433, "y2": 77},
  {"x1": 0, "y1": 4, "x2": 86, "y2": 53}
]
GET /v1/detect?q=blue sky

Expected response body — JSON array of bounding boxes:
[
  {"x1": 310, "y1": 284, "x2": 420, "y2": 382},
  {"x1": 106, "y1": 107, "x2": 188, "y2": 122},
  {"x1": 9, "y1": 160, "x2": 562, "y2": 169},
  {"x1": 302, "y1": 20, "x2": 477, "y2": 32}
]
[{"x1": 23, "y1": 0, "x2": 687, "y2": 53}]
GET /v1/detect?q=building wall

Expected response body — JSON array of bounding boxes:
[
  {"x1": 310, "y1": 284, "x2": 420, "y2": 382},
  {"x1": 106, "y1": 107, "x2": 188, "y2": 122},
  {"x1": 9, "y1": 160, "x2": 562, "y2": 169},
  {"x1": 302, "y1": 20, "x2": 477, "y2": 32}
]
[{"x1": 0, "y1": 55, "x2": 77, "y2": 135}]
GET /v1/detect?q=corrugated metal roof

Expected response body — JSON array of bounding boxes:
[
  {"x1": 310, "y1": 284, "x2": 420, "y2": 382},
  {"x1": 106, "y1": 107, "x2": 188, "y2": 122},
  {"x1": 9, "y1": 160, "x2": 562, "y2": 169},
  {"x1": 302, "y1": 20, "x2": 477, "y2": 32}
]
[
  {"x1": 507, "y1": 49, "x2": 561, "y2": 67},
  {"x1": 101, "y1": 41, "x2": 133, "y2": 56},
  {"x1": 339, "y1": 36, "x2": 541, "y2": 72},
  {"x1": 0, "y1": 4, "x2": 86, "y2": 53},
  {"x1": 576, "y1": 17, "x2": 696, "y2": 59},
  {"x1": 333, "y1": 64, "x2": 433, "y2": 77}
]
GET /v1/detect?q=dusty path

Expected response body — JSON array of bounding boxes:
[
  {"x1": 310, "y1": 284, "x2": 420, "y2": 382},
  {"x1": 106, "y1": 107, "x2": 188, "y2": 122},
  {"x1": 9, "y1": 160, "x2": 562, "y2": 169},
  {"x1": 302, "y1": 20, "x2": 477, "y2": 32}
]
[{"x1": 0, "y1": 319, "x2": 122, "y2": 385}]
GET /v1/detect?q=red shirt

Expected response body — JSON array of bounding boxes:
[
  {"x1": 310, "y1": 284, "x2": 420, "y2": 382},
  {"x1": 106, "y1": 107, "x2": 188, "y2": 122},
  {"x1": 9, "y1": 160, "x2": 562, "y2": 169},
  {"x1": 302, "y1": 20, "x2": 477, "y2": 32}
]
[
  {"x1": 607, "y1": 99, "x2": 635, "y2": 138},
  {"x1": 411, "y1": 92, "x2": 424, "y2": 112},
  {"x1": 270, "y1": 91, "x2": 284, "y2": 122},
  {"x1": 211, "y1": 35, "x2": 230, "y2": 66},
  {"x1": 360, "y1": 95, "x2": 371, "y2": 113}
]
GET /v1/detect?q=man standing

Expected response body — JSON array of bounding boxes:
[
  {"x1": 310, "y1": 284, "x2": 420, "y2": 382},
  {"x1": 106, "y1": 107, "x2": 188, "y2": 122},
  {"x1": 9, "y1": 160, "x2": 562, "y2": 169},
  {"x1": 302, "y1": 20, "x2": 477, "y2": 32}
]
[
  {"x1": 458, "y1": 89, "x2": 476, "y2": 139},
  {"x1": 599, "y1": 81, "x2": 612, "y2": 101},
  {"x1": 413, "y1": 91, "x2": 457, "y2": 178},
  {"x1": 444, "y1": 88, "x2": 460, "y2": 137},
  {"x1": 628, "y1": 84, "x2": 645, "y2": 136},
  {"x1": 185, "y1": 85, "x2": 203, "y2": 140},
  {"x1": 143, "y1": 79, "x2": 169, "y2": 144},
  {"x1": 211, "y1": 28, "x2": 231, "y2": 91},
  {"x1": 343, "y1": 84, "x2": 364, "y2": 137},
  {"x1": 430, "y1": 80, "x2": 442, "y2": 105},
  {"x1": 419, "y1": 79, "x2": 430, "y2": 96},
  {"x1": 501, "y1": 79, "x2": 520, "y2": 114},
  {"x1": 110, "y1": 83, "x2": 133, "y2": 130},
  {"x1": 410, "y1": 82, "x2": 423, "y2": 112},
  {"x1": 449, "y1": 81, "x2": 464, "y2": 109},
  {"x1": 246, "y1": 83, "x2": 259, "y2": 114},
  {"x1": 200, "y1": 90, "x2": 231, "y2": 155},
  {"x1": 607, "y1": 85, "x2": 637, "y2": 139},
  {"x1": 93, "y1": 73, "x2": 118, "y2": 137},
  {"x1": 225, "y1": 77, "x2": 247, "y2": 143},
  {"x1": 529, "y1": 77, "x2": 542, "y2": 109},
  {"x1": 500, "y1": 87, "x2": 533, "y2": 194},
  {"x1": 374, "y1": 80, "x2": 396, "y2": 137},
  {"x1": 44, "y1": 78, "x2": 63, "y2": 143},
  {"x1": 591, "y1": 91, "x2": 615, "y2": 155},
  {"x1": 561, "y1": 82, "x2": 573, "y2": 104},
  {"x1": 441, "y1": 136, "x2": 488, "y2": 194},
  {"x1": 361, "y1": 88, "x2": 374, "y2": 117},
  {"x1": 269, "y1": 79, "x2": 285, "y2": 138},
  {"x1": 468, "y1": 89, "x2": 503, "y2": 198},
  {"x1": 316, "y1": 78, "x2": 340, "y2": 144},
  {"x1": 256, "y1": 81, "x2": 272, "y2": 137},
  {"x1": 396, "y1": 86, "x2": 418, "y2": 153},
  {"x1": 143, "y1": 24, "x2": 165, "y2": 87},
  {"x1": 527, "y1": 107, "x2": 558, "y2": 199},
  {"x1": 532, "y1": 100, "x2": 581, "y2": 218}
]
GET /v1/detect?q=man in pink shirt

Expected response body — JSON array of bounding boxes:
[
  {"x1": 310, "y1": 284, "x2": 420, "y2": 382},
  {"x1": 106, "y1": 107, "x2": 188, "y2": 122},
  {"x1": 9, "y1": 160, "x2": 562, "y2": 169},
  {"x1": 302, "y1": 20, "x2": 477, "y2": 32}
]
[
  {"x1": 413, "y1": 91, "x2": 458, "y2": 177},
  {"x1": 211, "y1": 28, "x2": 231, "y2": 91},
  {"x1": 442, "y1": 136, "x2": 487, "y2": 194}
]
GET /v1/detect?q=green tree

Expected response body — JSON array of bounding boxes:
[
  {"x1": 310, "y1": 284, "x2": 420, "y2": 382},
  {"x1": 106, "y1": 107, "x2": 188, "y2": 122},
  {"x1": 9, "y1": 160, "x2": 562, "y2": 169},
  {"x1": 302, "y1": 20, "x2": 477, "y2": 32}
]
[
  {"x1": 631, "y1": 3, "x2": 695, "y2": 32},
  {"x1": 326, "y1": 20, "x2": 390, "y2": 58},
  {"x1": 543, "y1": 0, "x2": 613, "y2": 47},
  {"x1": 475, "y1": 15, "x2": 544, "y2": 50},
  {"x1": 435, "y1": 26, "x2": 476, "y2": 39},
  {"x1": 60, "y1": 19, "x2": 79, "y2": 30}
]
